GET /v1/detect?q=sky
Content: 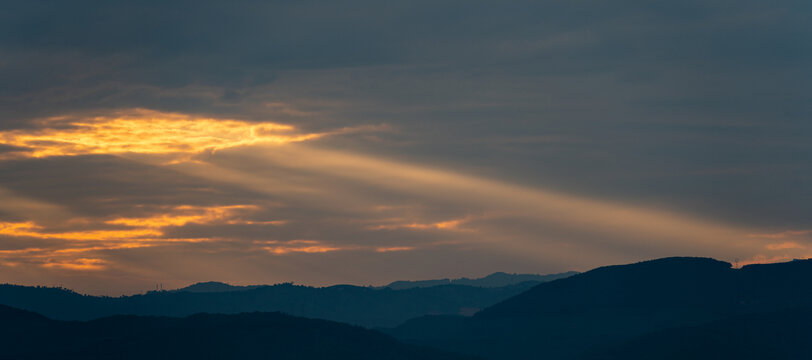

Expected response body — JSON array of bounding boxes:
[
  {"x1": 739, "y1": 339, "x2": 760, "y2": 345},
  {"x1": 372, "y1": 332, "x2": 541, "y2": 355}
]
[{"x1": 0, "y1": 0, "x2": 810, "y2": 295}]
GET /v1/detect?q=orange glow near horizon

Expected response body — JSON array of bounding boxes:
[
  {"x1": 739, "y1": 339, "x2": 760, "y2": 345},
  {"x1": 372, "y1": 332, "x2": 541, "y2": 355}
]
[
  {"x1": 0, "y1": 109, "x2": 324, "y2": 159},
  {"x1": 736, "y1": 254, "x2": 812, "y2": 268},
  {"x1": 748, "y1": 230, "x2": 812, "y2": 239},
  {"x1": 765, "y1": 242, "x2": 805, "y2": 250}
]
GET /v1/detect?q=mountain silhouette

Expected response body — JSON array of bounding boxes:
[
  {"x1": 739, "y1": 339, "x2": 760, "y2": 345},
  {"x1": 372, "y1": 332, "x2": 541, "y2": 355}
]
[
  {"x1": 173, "y1": 281, "x2": 262, "y2": 293},
  {"x1": 6, "y1": 257, "x2": 812, "y2": 359},
  {"x1": 388, "y1": 257, "x2": 812, "y2": 360},
  {"x1": 0, "y1": 281, "x2": 540, "y2": 328},
  {"x1": 0, "y1": 305, "x2": 477, "y2": 360},
  {"x1": 382, "y1": 271, "x2": 577, "y2": 290}
]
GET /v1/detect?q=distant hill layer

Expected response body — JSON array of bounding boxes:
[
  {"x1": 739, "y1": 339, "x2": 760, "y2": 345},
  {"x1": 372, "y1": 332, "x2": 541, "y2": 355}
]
[
  {"x1": 0, "y1": 305, "x2": 476, "y2": 360},
  {"x1": 0, "y1": 281, "x2": 541, "y2": 328},
  {"x1": 382, "y1": 271, "x2": 578, "y2": 290},
  {"x1": 173, "y1": 281, "x2": 263, "y2": 293},
  {"x1": 388, "y1": 257, "x2": 812, "y2": 360},
  {"x1": 169, "y1": 270, "x2": 577, "y2": 293}
]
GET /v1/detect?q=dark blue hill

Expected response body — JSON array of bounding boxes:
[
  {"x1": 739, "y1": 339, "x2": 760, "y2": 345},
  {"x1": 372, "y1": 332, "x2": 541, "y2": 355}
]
[
  {"x1": 389, "y1": 257, "x2": 812, "y2": 360},
  {"x1": 0, "y1": 304, "x2": 477, "y2": 360},
  {"x1": 580, "y1": 306, "x2": 812, "y2": 360}
]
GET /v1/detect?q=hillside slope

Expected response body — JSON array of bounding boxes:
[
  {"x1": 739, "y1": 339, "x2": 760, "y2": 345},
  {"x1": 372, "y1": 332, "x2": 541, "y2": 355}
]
[
  {"x1": 581, "y1": 306, "x2": 812, "y2": 360},
  {"x1": 0, "y1": 305, "x2": 477, "y2": 360},
  {"x1": 390, "y1": 257, "x2": 812, "y2": 360}
]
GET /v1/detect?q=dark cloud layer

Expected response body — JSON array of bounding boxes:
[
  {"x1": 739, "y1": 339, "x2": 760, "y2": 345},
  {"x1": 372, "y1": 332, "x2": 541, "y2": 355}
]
[{"x1": 3, "y1": 1, "x2": 810, "y2": 119}]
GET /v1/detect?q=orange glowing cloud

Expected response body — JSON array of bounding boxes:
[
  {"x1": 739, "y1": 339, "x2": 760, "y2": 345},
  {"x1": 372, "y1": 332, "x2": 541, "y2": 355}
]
[
  {"x1": 375, "y1": 246, "x2": 415, "y2": 253},
  {"x1": 0, "y1": 205, "x2": 272, "y2": 242},
  {"x1": 254, "y1": 239, "x2": 417, "y2": 255},
  {"x1": 106, "y1": 205, "x2": 263, "y2": 228},
  {"x1": 0, "y1": 204, "x2": 278, "y2": 270},
  {"x1": 264, "y1": 246, "x2": 342, "y2": 255},
  {"x1": 368, "y1": 217, "x2": 471, "y2": 231},
  {"x1": 41, "y1": 258, "x2": 107, "y2": 271},
  {"x1": 0, "y1": 221, "x2": 162, "y2": 241},
  {"x1": 262, "y1": 240, "x2": 346, "y2": 255},
  {"x1": 0, "y1": 109, "x2": 324, "y2": 159}
]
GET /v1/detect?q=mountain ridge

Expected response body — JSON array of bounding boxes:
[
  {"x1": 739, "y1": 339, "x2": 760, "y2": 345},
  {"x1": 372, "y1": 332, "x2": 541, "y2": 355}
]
[
  {"x1": 382, "y1": 271, "x2": 578, "y2": 290},
  {"x1": 388, "y1": 257, "x2": 812, "y2": 360},
  {"x1": 0, "y1": 280, "x2": 543, "y2": 327}
]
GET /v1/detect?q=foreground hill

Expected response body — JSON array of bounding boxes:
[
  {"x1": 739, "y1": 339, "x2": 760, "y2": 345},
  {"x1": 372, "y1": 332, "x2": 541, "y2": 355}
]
[
  {"x1": 389, "y1": 257, "x2": 812, "y2": 360},
  {"x1": 0, "y1": 305, "x2": 475, "y2": 360},
  {"x1": 0, "y1": 280, "x2": 540, "y2": 327},
  {"x1": 581, "y1": 306, "x2": 812, "y2": 360}
]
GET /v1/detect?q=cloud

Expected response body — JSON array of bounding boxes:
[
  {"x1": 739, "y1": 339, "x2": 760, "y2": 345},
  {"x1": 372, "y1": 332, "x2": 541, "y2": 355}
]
[
  {"x1": 375, "y1": 246, "x2": 415, "y2": 253},
  {"x1": 0, "y1": 187, "x2": 71, "y2": 223},
  {"x1": 367, "y1": 217, "x2": 473, "y2": 231},
  {"x1": 0, "y1": 204, "x2": 282, "y2": 275},
  {"x1": 765, "y1": 242, "x2": 805, "y2": 251},
  {"x1": 0, "y1": 105, "x2": 806, "y2": 294},
  {"x1": 1, "y1": 1, "x2": 810, "y2": 294},
  {"x1": 41, "y1": 258, "x2": 107, "y2": 271},
  {"x1": 140, "y1": 143, "x2": 773, "y2": 265},
  {"x1": 0, "y1": 220, "x2": 162, "y2": 241},
  {"x1": 106, "y1": 205, "x2": 268, "y2": 228},
  {"x1": 261, "y1": 240, "x2": 348, "y2": 255},
  {"x1": 0, "y1": 109, "x2": 324, "y2": 159},
  {"x1": 750, "y1": 230, "x2": 812, "y2": 240}
]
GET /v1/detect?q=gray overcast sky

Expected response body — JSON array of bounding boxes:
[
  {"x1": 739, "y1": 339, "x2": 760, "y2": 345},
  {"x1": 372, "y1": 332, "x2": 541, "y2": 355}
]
[{"x1": 0, "y1": 0, "x2": 810, "y2": 294}]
